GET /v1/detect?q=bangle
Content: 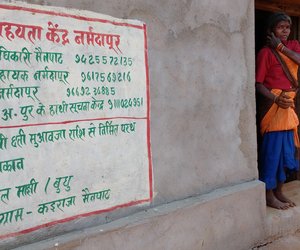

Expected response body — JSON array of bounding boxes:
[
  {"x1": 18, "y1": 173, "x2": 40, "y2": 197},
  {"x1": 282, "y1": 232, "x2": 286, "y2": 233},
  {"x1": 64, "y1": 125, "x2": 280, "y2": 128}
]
[
  {"x1": 276, "y1": 43, "x2": 285, "y2": 52},
  {"x1": 273, "y1": 95, "x2": 278, "y2": 103}
]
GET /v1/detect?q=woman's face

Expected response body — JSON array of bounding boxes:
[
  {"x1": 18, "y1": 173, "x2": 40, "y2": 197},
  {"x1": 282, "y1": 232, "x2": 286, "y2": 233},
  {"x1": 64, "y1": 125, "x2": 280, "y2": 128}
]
[{"x1": 274, "y1": 20, "x2": 291, "y2": 41}]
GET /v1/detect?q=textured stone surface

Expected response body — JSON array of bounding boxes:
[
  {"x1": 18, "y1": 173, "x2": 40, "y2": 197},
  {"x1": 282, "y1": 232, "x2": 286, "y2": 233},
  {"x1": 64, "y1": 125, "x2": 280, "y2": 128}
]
[
  {"x1": 8, "y1": 0, "x2": 257, "y2": 203},
  {"x1": 0, "y1": 0, "x2": 262, "y2": 248},
  {"x1": 255, "y1": 233, "x2": 300, "y2": 250},
  {"x1": 253, "y1": 181, "x2": 300, "y2": 249},
  {"x1": 15, "y1": 181, "x2": 266, "y2": 250}
]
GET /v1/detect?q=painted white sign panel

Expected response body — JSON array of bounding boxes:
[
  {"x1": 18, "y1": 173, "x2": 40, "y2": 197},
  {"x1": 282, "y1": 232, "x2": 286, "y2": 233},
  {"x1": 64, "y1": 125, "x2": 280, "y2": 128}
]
[{"x1": 0, "y1": 3, "x2": 152, "y2": 239}]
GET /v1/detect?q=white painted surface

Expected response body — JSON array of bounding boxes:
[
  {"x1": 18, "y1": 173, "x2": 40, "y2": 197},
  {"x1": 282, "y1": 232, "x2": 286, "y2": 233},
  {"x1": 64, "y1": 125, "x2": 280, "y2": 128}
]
[{"x1": 0, "y1": 3, "x2": 152, "y2": 238}]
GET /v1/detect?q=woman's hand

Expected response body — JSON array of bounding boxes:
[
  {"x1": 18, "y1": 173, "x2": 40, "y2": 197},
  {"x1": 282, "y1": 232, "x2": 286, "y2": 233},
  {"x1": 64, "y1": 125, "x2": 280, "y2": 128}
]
[
  {"x1": 275, "y1": 92, "x2": 294, "y2": 109},
  {"x1": 267, "y1": 32, "x2": 281, "y2": 49}
]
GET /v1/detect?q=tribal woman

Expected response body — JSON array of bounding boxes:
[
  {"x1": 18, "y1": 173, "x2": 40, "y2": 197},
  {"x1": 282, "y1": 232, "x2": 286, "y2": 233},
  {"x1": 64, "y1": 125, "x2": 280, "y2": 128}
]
[{"x1": 256, "y1": 12, "x2": 300, "y2": 209}]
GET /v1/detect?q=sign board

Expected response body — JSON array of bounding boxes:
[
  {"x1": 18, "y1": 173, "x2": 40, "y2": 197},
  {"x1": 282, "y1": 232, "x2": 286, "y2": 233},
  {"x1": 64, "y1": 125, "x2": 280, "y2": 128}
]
[{"x1": 0, "y1": 3, "x2": 152, "y2": 239}]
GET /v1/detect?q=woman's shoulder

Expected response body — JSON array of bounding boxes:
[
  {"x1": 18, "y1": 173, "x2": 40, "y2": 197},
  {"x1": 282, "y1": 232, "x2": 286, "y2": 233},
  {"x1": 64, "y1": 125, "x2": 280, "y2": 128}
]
[
  {"x1": 257, "y1": 46, "x2": 272, "y2": 56},
  {"x1": 256, "y1": 46, "x2": 274, "y2": 64},
  {"x1": 285, "y1": 40, "x2": 300, "y2": 51},
  {"x1": 286, "y1": 40, "x2": 300, "y2": 46},
  {"x1": 287, "y1": 39, "x2": 300, "y2": 44}
]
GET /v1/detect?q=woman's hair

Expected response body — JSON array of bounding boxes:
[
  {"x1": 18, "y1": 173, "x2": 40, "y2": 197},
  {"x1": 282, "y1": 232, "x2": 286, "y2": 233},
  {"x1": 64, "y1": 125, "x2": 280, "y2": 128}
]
[{"x1": 266, "y1": 12, "x2": 292, "y2": 32}]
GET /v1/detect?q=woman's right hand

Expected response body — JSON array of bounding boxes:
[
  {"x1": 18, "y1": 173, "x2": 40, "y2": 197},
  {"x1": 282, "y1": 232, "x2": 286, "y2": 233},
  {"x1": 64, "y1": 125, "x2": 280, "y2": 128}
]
[{"x1": 267, "y1": 32, "x2": 281, "y2": 49}]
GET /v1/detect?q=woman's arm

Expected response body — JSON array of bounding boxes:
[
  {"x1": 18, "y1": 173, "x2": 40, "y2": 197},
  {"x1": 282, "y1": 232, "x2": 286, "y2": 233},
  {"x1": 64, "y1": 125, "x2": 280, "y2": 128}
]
[
  {"x1": 255, "y1": 82, "x2": 294, "y2": 109},
  {"x1": 268, "y1": 33, "x2": 300, "y2": 65},
  {"x1": 255, "y1": 82, "x2": 276, "y2": 101}
]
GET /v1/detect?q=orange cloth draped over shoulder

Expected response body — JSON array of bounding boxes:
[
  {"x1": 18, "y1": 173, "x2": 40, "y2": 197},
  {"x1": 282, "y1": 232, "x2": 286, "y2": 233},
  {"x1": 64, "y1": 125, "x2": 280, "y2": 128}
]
[
  {"x1": 260, "y1": 89, "x2": 300, "y2": 147},
  {"x1": 278, "y1": 50, "x2": 299, "y2": 84}
]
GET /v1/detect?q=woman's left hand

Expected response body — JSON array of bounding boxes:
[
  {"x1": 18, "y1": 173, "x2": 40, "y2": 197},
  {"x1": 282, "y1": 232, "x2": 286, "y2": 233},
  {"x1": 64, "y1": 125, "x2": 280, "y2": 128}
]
[
  {"x1": 275, "y1": 92, "x2": 294, "y2": 109},
  {"x1": 267, "y1": 32, "x2": 281, "y2": 49}
]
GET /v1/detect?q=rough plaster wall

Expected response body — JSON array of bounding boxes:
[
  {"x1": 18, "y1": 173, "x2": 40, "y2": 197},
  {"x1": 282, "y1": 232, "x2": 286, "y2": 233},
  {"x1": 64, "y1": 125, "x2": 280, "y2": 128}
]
[
  {"x1": 5, "y1": 0, "x2": 257, "y2": 203},
  {"x1": 1, "y1": 0, "x2": 257, "y2": 245},
  {"x1": 18, "y1": 181, "x2": 265, "y2": 250}
]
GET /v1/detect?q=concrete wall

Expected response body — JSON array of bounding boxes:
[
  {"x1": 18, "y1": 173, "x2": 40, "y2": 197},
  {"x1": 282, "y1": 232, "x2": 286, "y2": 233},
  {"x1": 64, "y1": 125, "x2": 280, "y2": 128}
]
[
  {"x1": 17, "y1": 0, "x2": 257, "y2": 205},
  {"x1": 0, "y1": 0, "x2": 265, "y2": 249},
  {"x1": 16, "y1": 181, "x2": 267, "y2": 250}
]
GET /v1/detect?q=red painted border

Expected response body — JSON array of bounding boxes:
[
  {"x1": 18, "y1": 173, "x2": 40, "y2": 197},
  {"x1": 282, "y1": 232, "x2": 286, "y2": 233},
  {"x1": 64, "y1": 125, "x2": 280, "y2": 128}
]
[
  {"x1": 0, "y1": 4, "x2": 143, "y2": 30},
  {"x1": 143, "y1": 24, "x2": 153, "y2": 201},
  {"x1": 0, "y1": 4, "x2": 153, "y2": 240},
  {"x1": 0, "y1": 198, "x2": 151, "y2": 240}
]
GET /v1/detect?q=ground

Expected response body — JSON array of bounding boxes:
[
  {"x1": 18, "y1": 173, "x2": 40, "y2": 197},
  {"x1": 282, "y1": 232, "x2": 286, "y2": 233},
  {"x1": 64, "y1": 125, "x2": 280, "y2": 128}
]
[{"x1": 253, "y1": 181, "x2": 300, "y2": 250}]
